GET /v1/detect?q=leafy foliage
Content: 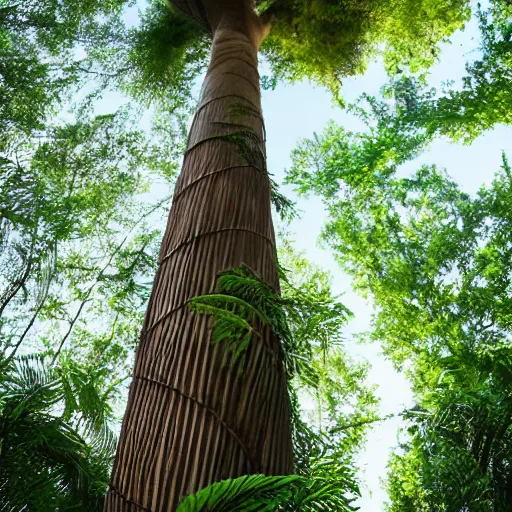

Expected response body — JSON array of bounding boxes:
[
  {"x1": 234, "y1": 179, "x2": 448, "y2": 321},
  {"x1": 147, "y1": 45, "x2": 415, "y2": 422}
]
[
  {"x1": 270, "y1": 178, "x2": 298, "y2": 222},
  {"x1": 0, "y1": 111, "x2": 170, "y2": 366},
  {"x1": 279, "y1": 243, "x2": 379, "y2": 489},
  {"x1": 78, "y1": 1, "x2": 210, "y2": 107},
  {"x1": 123, "y1": 2, "x2": 209, "y2": 104},
  {"x1": 0, "y1": 354, "x2": 116, "y2": 511},
  {"x1": 177, "y1": 474, "x2": 303, "y2": 511},
  {"x1": 188, "y1": 259, "x2": 352, "y2": 383},
  {"x1": 387, "y1": 342, "x2": 512, "y2": 510},
  {"x1": 380, "y1": 1, "x2": 512, "y2": 143},
  {"x1": 259, "y1": 0, "x2": 471, "y2": 93},
  {"x1": 286, "y1": 65, "x2": 512, "y2": 508},
  {"x1": 0, "y1": 0, "x2": 129, "y2": 140}
]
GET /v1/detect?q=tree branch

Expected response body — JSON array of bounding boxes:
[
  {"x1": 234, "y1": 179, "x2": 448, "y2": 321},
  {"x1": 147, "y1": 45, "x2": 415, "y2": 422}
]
[
  {"x1": 0, "y1": 225, "x2": 37, "y2": 318},
  {"x1": 51, "y1": 196, "x2": 171, "y2": 363}
]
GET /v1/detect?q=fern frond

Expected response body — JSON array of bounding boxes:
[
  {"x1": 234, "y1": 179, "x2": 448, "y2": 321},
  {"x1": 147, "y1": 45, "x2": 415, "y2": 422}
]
[
  {"x1": 177, "y1": 474, "x2": 303, "y2": 512},
  {"x1": 270, "y1": 178, "x2": 298, "y2": 222},
  {"x1": 177, "y1": 471, "x2": 359, "y2": 512}
]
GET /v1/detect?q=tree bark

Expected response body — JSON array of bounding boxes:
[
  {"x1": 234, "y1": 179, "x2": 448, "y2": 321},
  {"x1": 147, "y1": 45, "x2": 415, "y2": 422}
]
[{"x1": 104, "y1": 5, "x2": 294, "y2": 511}]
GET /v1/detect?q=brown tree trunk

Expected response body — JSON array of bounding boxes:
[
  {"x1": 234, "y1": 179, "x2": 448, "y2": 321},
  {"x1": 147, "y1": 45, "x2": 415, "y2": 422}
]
[{"x1": 104, "y1": 3, "x2": 294, "y2": 511}]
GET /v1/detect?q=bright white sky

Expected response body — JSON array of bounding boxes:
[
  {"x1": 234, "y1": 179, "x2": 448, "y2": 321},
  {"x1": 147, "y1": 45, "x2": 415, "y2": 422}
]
[{"x1": 96, "y1": 2, "x2": 512, "y2": 509}]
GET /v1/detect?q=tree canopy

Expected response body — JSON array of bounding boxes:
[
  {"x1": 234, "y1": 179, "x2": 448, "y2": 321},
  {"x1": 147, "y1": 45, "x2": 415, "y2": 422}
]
[
  {"x1": 0, "y1": 0, "x2": 129, "y2": 139},
  {"x1": 260, "y1": 0, "x2": 471, "y2": 90},
  {"x1": 381, "y1": 1, "x2": 512, "y2": 143},
  {"x1": 123, "y1": 0, "x2": 473, "y2": 97}
]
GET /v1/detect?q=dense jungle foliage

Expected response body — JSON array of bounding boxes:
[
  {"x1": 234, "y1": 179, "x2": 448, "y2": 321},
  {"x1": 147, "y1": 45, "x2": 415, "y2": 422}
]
[{"x1": 1, "y1": 0, "x2": 511, "y2": 509}]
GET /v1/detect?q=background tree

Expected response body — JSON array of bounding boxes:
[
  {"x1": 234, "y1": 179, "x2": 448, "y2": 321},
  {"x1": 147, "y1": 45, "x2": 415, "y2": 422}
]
[
  {"x1": 0, "y1": 110, "x2": 178, "y2": 508},
  {"x1": 285, "y1": 44, "x2": 512, "y2": 507},
  {"x1": 0, "y1": 53, "x2": 183, "y2": 508}
]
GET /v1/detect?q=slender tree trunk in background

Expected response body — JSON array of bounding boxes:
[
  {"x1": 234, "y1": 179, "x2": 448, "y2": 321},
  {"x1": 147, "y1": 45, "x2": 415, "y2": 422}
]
[{"x1": 105, "y1": 2, "x2": 294, "y2": 510}]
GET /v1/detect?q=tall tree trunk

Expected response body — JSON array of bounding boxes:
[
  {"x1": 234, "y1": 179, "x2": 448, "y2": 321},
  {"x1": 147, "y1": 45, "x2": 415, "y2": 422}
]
[{"x1": 105, "y1": 3, "x2": 294, "y2": 511}]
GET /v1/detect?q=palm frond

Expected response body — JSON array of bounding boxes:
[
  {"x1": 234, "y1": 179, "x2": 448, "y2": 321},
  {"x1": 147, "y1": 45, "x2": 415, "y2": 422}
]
[
  {"x1": 177, "y1": 471, "x2": 359, "y2": 512},
  {"x1": 177, "y1": 474, "x2": 303, "y2": 512},
  {"x1": 0, "y1": 354, "x2": 115, "y2": 511}
]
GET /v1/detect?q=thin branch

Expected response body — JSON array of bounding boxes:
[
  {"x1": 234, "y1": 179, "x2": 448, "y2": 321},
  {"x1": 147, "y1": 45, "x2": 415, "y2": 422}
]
[
  {"x1": 52, "y1": 296, "x2": 93, "y2": 364},
  {"x1": 329, "y1": 413, "x2": 398, "y2": 434},
  {"x1": 0, "y1": 225, "x2": 37, "y2": 318},
  {"x1": 2, "y1": 285, "x2": 51, "y2": 367},
  {"x1": 71, "y1": 65, "x2": 129, "y2": 79},
  {"x1": 51, "y1": 196, "x2": 171, "y2": 363}
]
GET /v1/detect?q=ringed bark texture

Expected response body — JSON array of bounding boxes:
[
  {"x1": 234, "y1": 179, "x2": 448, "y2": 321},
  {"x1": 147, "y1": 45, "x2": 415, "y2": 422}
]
[{"x1": 104, "y1": 25, "x2": 294, "y2": 512}]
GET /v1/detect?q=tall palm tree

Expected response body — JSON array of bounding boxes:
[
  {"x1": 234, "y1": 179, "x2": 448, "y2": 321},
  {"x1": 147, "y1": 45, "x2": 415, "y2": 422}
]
[{"x1": 105, "y1": 2, "x2": 294, "y2": 510}]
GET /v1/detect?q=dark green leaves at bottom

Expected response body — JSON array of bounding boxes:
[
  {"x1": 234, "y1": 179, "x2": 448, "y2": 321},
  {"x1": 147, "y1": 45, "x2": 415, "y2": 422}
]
[
  {"x1": 177, "y1": 474, "x2": 302, "y2": 512},
  {"x1": 177, "y1": 473, "x2": 358, "y2": 512}
]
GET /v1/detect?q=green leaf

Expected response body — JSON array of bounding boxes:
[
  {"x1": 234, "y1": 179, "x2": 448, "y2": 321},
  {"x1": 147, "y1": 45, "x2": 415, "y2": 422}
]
[{"x1": 177, "y1": 474, "x2": 303, "y2": 512}]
